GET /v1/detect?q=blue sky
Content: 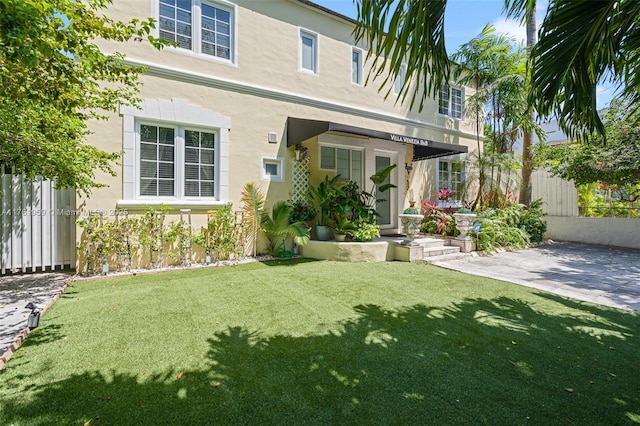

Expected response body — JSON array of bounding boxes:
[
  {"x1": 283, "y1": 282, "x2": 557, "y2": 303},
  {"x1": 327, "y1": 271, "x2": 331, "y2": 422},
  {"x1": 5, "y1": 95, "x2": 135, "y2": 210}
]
[{"x1": 312, "y1": 0, "x2": 615, "y2": 109}]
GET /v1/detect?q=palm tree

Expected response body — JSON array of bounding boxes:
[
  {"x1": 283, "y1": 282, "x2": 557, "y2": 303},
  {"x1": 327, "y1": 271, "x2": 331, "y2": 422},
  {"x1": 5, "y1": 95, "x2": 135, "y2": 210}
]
[
  {"x1": 260, "y1": 201, "x2": 310, "y2": 256},
  {"x1": 354, "y1": 0, "x2": 639, "y2": 154},
  {"x1": 504, "y1": 0, "x2": 537, "y2": 205}
]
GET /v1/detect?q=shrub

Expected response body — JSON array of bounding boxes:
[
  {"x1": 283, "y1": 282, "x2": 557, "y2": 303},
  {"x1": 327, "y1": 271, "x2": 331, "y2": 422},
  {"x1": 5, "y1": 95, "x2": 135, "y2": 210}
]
[{"x1": 351, "y1": 222, "x2": 380, "y2": 241}]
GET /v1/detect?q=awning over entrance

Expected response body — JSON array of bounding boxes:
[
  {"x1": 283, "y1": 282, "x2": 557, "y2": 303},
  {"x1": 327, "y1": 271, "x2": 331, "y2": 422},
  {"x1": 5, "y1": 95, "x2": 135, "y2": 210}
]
[{"x1": 286, "y1": 117, "x2": 468, "y2": 161}]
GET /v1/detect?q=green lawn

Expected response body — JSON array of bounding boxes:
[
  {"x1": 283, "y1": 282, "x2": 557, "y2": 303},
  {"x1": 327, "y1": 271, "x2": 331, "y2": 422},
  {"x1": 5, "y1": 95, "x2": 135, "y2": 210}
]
[{"x1": 1, "y1": 259, "x2": 639, "y2": 425}]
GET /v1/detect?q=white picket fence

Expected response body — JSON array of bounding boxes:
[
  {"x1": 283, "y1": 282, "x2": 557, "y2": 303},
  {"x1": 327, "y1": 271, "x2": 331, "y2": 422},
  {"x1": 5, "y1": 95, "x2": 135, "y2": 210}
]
[{"x1": 0, "y1": 168, "x2": 76, "y2": 274}]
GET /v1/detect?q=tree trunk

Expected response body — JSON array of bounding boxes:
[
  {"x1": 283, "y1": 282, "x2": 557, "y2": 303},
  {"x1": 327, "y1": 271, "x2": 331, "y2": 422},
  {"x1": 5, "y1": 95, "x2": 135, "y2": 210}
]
[{"x1": 520, "y1": 6, "x2": 537, "y2": 206}]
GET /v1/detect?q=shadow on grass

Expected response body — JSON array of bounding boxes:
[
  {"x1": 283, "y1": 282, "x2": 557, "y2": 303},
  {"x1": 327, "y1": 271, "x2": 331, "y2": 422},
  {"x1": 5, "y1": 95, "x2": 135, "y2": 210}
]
[
  {"x1": 259, "y1": 257, "x2": 320, "y2": 267},
  {"x1": 1, "y1": 297, "x2": 639, "y2": 425}
]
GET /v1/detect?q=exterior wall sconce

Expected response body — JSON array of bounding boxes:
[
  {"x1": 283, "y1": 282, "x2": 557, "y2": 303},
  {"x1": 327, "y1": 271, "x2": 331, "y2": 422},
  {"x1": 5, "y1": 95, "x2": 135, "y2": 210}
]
[
  {"x1": 294, "y1": 145, "x2": 308, "y2": 162},
  {"x1": 405, "y1": 162, "x2": 413, "y2": 174},
  {"x1": 25, "y1": 302, "x2": 40, "y2": 329}
]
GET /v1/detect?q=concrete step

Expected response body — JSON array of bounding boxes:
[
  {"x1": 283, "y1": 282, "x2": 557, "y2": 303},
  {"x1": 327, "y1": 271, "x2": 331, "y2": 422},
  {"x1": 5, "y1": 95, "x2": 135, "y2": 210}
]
[
  {"x1": 422, "y1": 245, "x2": 460, "y2": 258},
  {"x1": 409, "y1": 237, "x2": 451, "y2": 249},
  {"x1": 425, "y1": 251, "x2": 473, "y2": 264}
]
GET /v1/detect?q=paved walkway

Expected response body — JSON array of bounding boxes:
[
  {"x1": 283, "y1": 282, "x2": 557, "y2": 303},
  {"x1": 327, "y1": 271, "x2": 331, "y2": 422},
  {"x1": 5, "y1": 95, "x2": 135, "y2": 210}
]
[
  {"x1": 0, "y1": 273, "x2": 70, "y2": 367},
  {"x1": 432, "y1": 241, "x2": 640, "y2": 313}
]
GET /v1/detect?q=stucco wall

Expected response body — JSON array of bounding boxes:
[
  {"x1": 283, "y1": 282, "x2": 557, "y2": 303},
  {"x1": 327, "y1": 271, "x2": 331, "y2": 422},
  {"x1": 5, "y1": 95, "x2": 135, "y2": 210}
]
[{"x1": 546, "y1": 216, "x2": 640, "y2": 250}]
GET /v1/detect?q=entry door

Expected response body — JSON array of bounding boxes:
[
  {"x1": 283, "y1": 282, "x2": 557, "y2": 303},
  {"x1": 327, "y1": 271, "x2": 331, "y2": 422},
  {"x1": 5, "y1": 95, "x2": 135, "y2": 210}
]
[{"x1": 375, "y1": 154, "x2": 394, "y2": 227}]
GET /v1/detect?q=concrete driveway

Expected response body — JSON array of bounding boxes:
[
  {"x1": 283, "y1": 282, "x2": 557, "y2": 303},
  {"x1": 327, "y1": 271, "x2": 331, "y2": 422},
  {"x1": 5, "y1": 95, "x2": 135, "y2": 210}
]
[{"x1": 432, "y1": 241, "x2": 640, "y2": 313}]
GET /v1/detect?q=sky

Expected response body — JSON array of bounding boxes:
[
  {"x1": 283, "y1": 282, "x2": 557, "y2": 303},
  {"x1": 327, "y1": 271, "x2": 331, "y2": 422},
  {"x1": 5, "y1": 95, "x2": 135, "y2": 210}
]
[{"x1": 312, "y1": 0, "x2": 616, "y2": 109}]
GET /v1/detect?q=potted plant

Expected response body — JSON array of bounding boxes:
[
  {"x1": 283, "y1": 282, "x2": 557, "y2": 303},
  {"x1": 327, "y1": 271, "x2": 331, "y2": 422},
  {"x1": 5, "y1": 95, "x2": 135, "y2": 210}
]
[
  {"x1": 453, "y1": 207, "x2": 476, "y2": 238},
  {"x1": 287, "y1": 199, "x2": 317, "y2": 228},
  {"x1": 331, "y1": 216, "x2": 356, "y2": 242},
  {"x1": 306, "y1": 175, "x2": 345, "y2": 241},
  {"x1": 399, "y1": 203, "x2": 423, "y2": 243}
]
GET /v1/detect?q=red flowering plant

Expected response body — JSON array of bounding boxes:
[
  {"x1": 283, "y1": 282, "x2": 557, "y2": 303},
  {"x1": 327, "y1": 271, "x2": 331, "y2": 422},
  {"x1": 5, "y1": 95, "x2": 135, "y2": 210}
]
[
  {"x1": 419, "y1": 201, "x2": 457, "y2": 236},
  {"x1": 435, "y1": 188, "x2": 453, "y2": 201}
]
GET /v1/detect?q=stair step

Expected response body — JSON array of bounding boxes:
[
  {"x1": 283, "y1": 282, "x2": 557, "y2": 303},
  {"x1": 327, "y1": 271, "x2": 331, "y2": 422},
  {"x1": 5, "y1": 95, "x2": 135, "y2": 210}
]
[
  {"x1": 425, "y1": 252, "x2": 472, "y2": 264},
  {"x1": 422, "y1": 245, "x2": 460, "y2": 258}
]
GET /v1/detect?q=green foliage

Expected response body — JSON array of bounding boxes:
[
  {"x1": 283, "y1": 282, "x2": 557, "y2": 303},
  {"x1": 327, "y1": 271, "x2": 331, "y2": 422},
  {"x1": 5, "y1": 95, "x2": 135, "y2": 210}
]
[
  {"x1": 470, "y1": 201, "x2": 547, "y2": 252},
  {"x1": 354, "y1": 0, "x2": 640, "y2": 139},
  {"x1": 402, "y1": 207, "x2": 420, "y2": 214},
  {"x1": 306, "y1": 175, "x2": 346, "y2": 226},
  {"x1": 137, "y1": 205, "x2": 170, "y2": 268},
  {"x1": 287, "y1": 200, "x2": 317, "y2": 225},
  {"x1": 193, "y1": 205, "x2": 243, "y2": 261},
  {"x1": 260, "y1": 201, "x2": 310, "y2": 256},
  {"x1": 332, "y1": 216, "x2": 356, "y2": 236},
  {"x1": 165, "y1": 220, "x2": 193, "y2": 267},
  {"x1": 577, "y1": 184, "x2": 640, "y2": 219},
  {"x1": 0, "y1": 0, "x2": 167, "y2": 194},
  {"x1": 77, "y1": 213, "x2": 138, "y2": 275},
  {"x1": 420, "y1": 211, "x2": 458, "y2": 237},
  {"x1": 241, "y1": 183, "x2": 266, "y2": 256},
  {"x1": 535, "y1": 98, "x2": 640, "y2": 188},
  {"x1": 350, "y1": 221, "x2": 380, "y2": 242}
]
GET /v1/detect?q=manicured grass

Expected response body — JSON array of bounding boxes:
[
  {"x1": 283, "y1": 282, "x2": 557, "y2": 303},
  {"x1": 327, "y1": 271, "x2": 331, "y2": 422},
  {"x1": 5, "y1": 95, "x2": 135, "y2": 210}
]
[{"x1": 1, "y1": 259, "x2": 639, "y2": 425}]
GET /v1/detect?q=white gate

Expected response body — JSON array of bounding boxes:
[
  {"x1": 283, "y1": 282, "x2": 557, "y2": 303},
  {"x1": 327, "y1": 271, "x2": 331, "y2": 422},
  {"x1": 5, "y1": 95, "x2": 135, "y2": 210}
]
[{"x1": 0, "y1": 167, "x2": 76, "y2": 274}]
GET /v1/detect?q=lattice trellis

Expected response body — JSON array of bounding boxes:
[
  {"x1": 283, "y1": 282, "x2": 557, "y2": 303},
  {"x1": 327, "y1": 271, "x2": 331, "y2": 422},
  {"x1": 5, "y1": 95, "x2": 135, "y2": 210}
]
[{"x1": 290, "y1": 155, "x2": 310, "y2": 204}]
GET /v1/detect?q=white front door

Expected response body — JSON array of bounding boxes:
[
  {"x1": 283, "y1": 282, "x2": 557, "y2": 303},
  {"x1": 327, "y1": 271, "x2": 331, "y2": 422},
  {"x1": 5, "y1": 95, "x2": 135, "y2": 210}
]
[{"x1": 374, "y1": 152, "x2": 397, "y2": 230}]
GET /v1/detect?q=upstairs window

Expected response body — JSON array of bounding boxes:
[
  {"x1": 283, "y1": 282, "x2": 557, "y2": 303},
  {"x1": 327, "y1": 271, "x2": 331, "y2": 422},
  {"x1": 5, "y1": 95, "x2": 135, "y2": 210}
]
[
  {"x1": 352, "y1": 48, "x2": 363, "y2": 85},
  {"x1": 439, "y1": 86, "x2": 463, "y2": 119},
  {"x1": 393, "y1": 63, "x2": 407, "y2": 95},
  {"x1": 300, "y1": 30, "x2": 318, "y2": 73},
  {"x1": 159, "y1": 0, "x2": 234, "y2": 61}
]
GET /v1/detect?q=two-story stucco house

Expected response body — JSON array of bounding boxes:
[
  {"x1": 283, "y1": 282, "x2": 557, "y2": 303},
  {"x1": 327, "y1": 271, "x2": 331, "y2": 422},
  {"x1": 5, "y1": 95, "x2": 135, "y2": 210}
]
[{"x1": 69, "y1": 0, "x2": 478, "y2": 266}]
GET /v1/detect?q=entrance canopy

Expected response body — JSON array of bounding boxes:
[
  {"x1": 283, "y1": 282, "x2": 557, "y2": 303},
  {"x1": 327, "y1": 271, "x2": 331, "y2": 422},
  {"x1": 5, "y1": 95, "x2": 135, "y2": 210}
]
[{"x1": 286, "y1": 117, "x2": 468, "y2": 161}]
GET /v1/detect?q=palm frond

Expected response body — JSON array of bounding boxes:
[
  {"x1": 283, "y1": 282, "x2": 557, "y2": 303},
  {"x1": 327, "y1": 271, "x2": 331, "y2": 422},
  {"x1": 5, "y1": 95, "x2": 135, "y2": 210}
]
[
  {"x1": 240, "y1": 182, "x2": 266, "y2": 256},
  {"x1": 354, "y1": 0, "x2": 449, "y2": 111}
]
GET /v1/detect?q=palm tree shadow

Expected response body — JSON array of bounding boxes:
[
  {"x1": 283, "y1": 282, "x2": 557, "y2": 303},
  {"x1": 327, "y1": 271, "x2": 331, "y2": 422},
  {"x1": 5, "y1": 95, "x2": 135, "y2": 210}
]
[{"x1": 2, "y1": 297, "x2": 639, "y2": 425}]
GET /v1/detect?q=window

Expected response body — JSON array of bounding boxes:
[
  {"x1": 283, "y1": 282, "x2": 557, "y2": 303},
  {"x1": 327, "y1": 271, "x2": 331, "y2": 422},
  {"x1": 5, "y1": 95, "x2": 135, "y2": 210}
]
[
  {"x1": 140, "y1": 125, "x2": 176, "y2": 196},
  {"x1": 261, "y1": 157, "x2": 284, "y2": 182},
  {"x1": 138, "y1": 123, "x2": 217, "y2": 199},
  {"x1": 300, "y1": 30, "x2": 318, "y2": 73},
  {"x1": 393, "y1": 63, "x2": 407, "y2": 95},
  {"x1": 437, "y1": 156, "x2": 465, "y2": 202},
  {"x1": 319, "y1": 146, "x2": 362, "y2": 188},
  {"x1": 352, "y1": 48, "x2": 363, "y2": 85},
  {"x1": 184, "y1": 130, "x2": 215, "y2": 196},
  {"x1": 439, "y1": 86, "x2": 463, "y2": 119},
  {"x1": 159, "y1": 0, "x2": 233, "y2": 61}
]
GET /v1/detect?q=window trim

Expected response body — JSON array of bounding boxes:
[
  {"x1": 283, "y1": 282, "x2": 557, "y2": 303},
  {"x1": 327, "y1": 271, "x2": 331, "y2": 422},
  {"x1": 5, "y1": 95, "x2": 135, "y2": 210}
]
[
  {"x1": 299, "y1": 28, "x2": 319, "y2": 74},
  {"x1": 393, "y1": 63, "x2": 407, "y2": 96},
  {"x1": 120, "y1": 99, "x2": 231, "y2": 208},
  {"x1": 154, "y1": 0, "x2": 237, "y2": 64},
  {"x1": 351, "y1": 47, "x2": 364, "y2": 86},
  {"x1": 438, "y1": 85, "x2": 464, "y2": 120},
  {"x1": 436, "y1": 154, "x2": 466, "y2": 205},
  {"x1": 318, "y1": 144, "x2": 364, "y2": 185},
  {"x1": 261, "y1": 156, "x2": 285, "y2": 182}
]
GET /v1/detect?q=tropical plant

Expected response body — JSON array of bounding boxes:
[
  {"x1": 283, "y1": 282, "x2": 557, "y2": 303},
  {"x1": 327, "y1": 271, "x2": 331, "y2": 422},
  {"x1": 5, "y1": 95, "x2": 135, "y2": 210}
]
[
  {"x1": 260, "y1": 201, "x2": 310, "y2": 256},
  {"x1": 137, "y1": 205, "x2": 170, "y2": 269},
  {"x1": 331, "y1": 216, "x2": 357, "y2": 236},
  {"x1": 306, "y1": 175, "x2": 345, "y2": 226},
  {"x1": 193, "y1": 205, "x2": 243, "y2": 261},
  {"x1": 241, "y1": 183, "x2": 266, "y2": 256},
  {"x1": 354, "y1": 0, "x2": 633, "y2": 141},
  {"x1": 350, "y1": 222, "x2": 380, "y2": 242},
  {"x1": 287, "y1": 200, "x2": 317, "y2": 226},
  {"x1": 420, "y1": 211, "x2": 457, "y2": 237}
]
